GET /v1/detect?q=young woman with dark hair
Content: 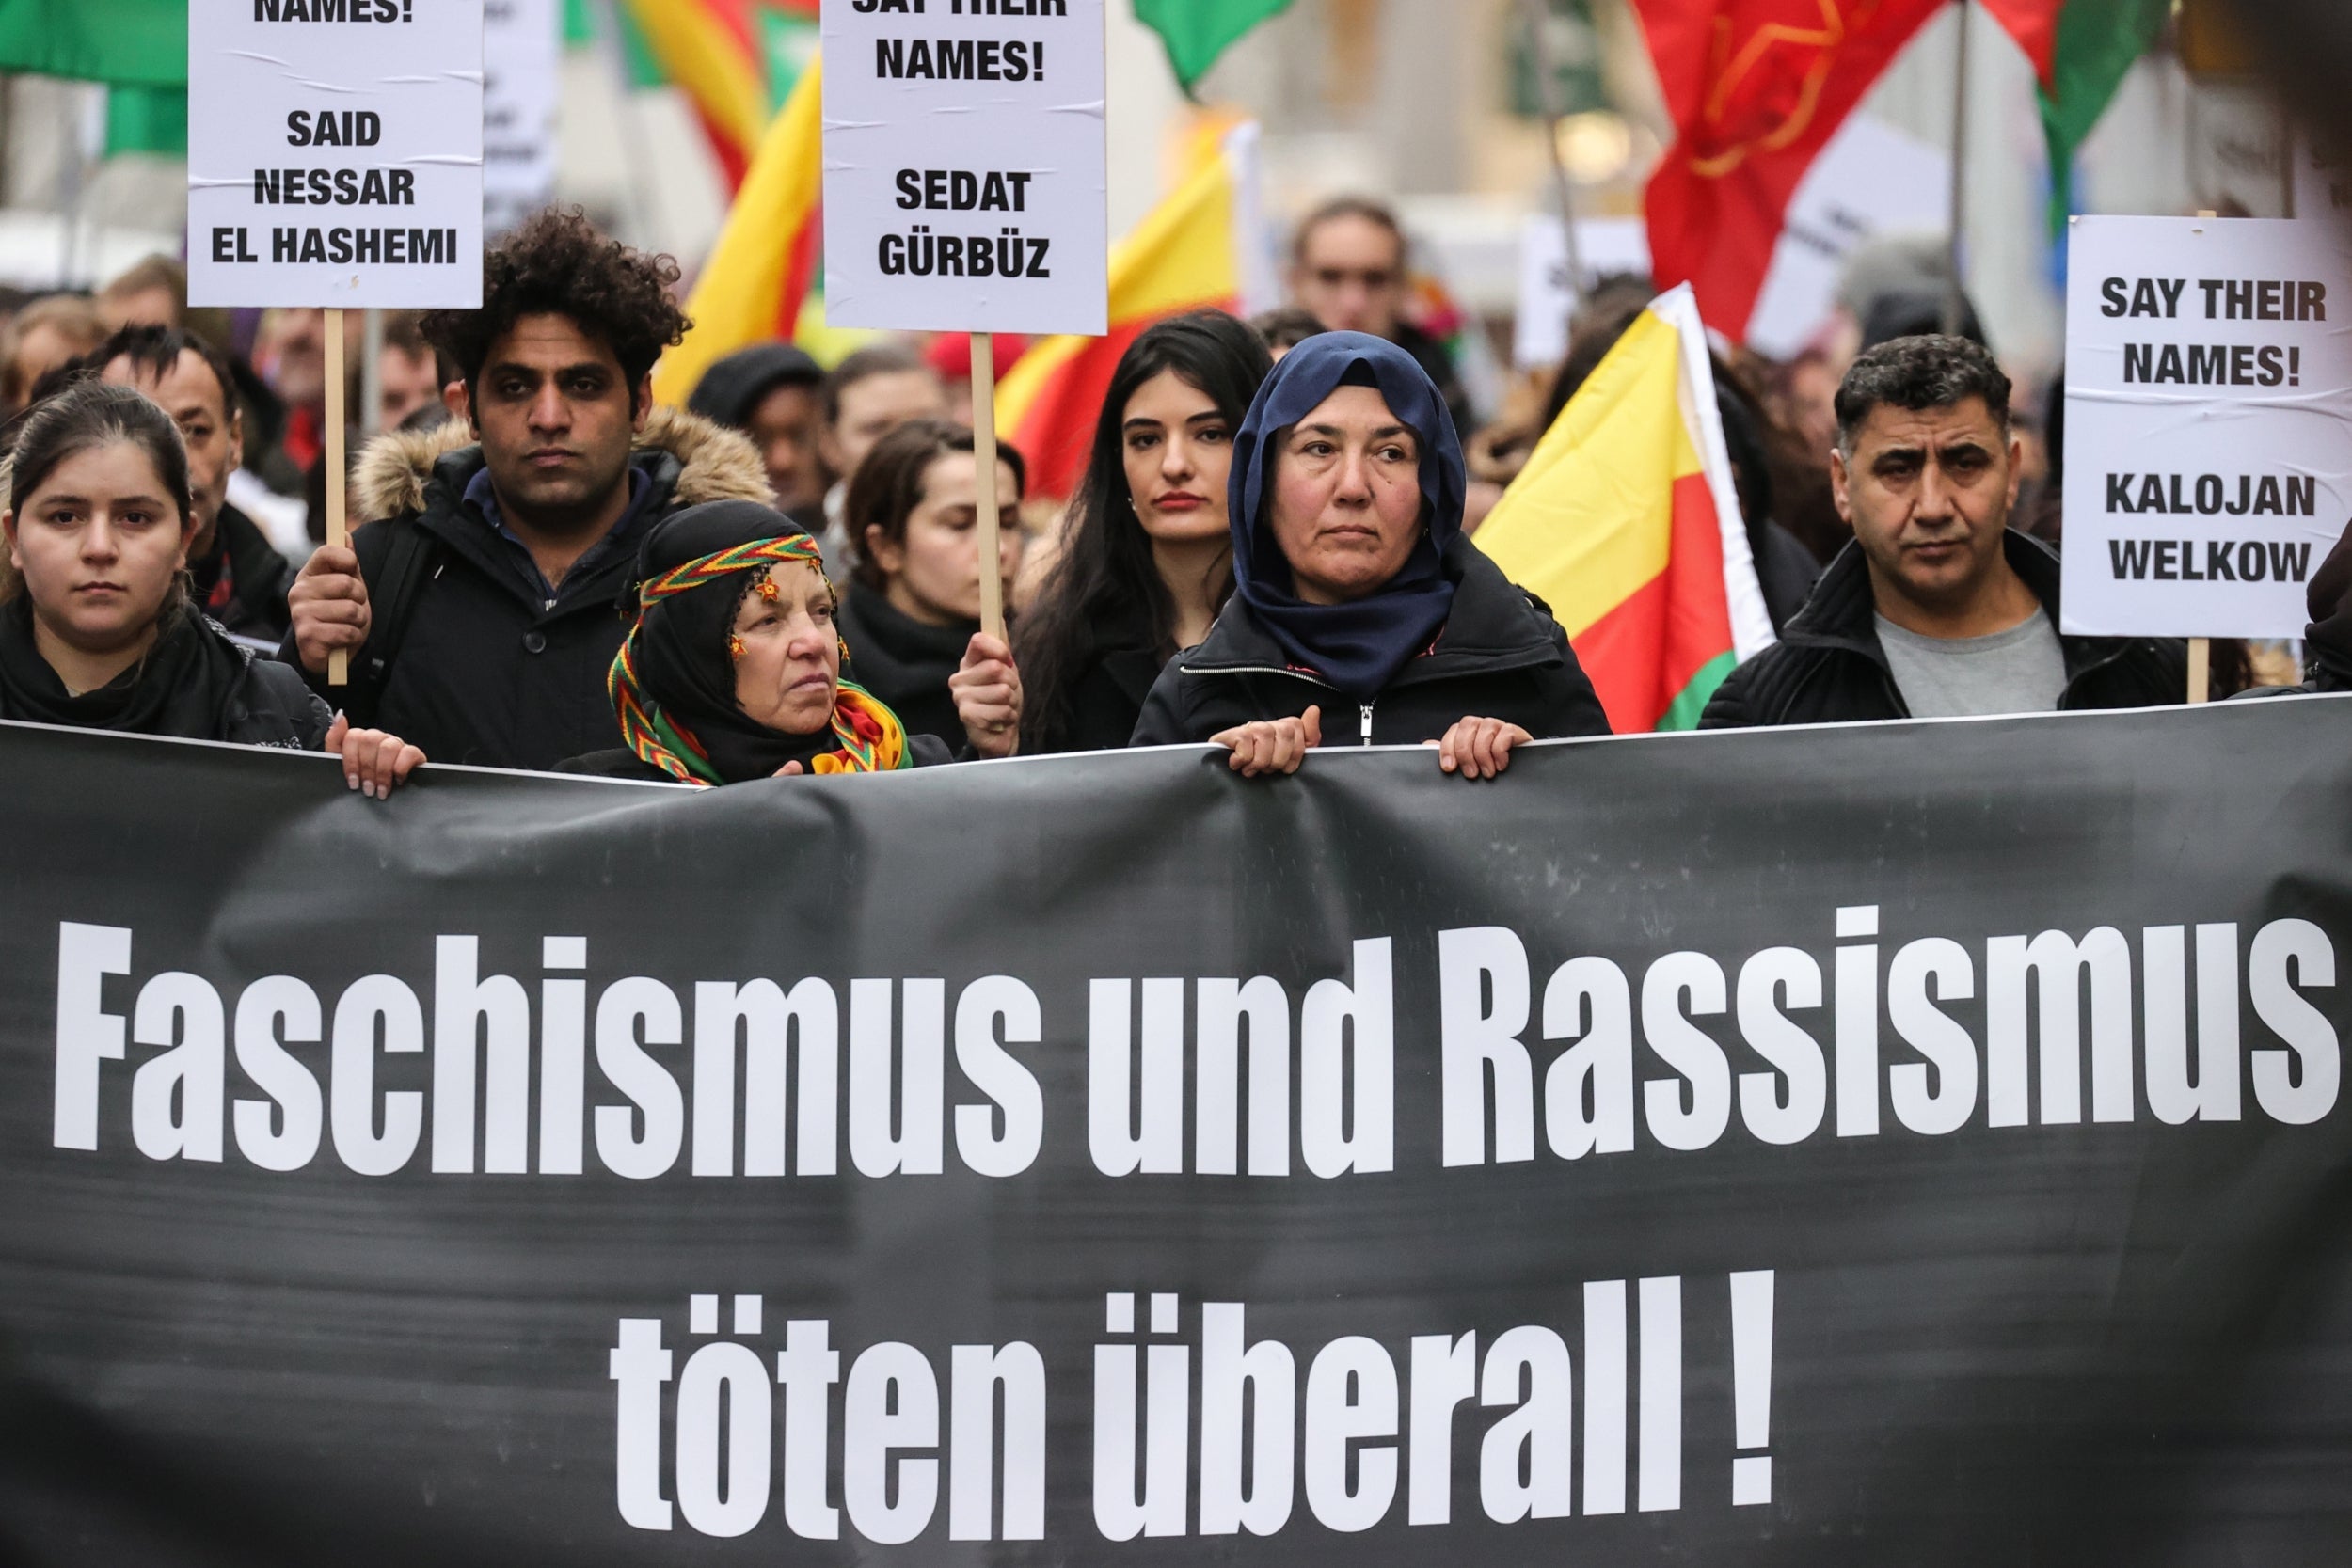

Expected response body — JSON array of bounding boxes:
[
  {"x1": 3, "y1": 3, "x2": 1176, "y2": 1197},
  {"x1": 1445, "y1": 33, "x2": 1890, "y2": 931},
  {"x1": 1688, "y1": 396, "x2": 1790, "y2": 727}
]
[
  {"x1": 1, "y1": 380, "x2": 421, "y2": 794},
  {"x1": 1012, "y1": 309, "x2": 1273, "y2": 753},
  {"x1": 835, "y1": 419, "x2": 1025, "y2": 755}
]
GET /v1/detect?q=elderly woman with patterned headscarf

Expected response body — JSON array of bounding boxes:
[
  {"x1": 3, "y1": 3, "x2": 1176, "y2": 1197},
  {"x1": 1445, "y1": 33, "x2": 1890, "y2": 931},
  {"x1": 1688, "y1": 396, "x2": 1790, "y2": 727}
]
[
  {"x1": 559, "y1": 500, "x2": 1009, "y2": 783},
  {"x1": 1130, "y1": 331, "x2": 1609, "y2": 778}
]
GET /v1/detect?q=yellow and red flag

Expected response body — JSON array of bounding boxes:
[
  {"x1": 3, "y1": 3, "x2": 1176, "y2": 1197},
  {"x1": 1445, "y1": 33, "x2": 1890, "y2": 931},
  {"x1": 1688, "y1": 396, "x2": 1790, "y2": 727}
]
[
  {"x1": 651, "y1": 55, "x2": 824, "y2": 411},
  {"x1": 620, "y1": 0, "x2": 818, "y2": 190},
  {"x1": 994, "y1": 120, "x2": 1277, "y2": 501},
  {"x1": 1473, "y1": 284, "x2": 1774, "y2": 732}
]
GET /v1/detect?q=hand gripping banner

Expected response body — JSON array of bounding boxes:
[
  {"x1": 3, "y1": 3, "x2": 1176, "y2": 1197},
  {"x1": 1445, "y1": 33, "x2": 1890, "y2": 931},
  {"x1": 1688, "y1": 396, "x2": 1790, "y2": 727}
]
[{"x1": 1, "y1": 699, "x2": 2348, "y2": 1563}]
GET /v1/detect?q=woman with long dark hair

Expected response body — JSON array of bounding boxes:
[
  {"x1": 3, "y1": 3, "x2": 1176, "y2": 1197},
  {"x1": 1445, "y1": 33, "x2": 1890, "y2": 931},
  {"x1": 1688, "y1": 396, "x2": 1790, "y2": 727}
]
[
  {"x1": 1013, "y1": 310, "x2": 1273, "y2": 753},
  {"x1": 2, "y1": 379, "x2": 422, "y2": 795}
]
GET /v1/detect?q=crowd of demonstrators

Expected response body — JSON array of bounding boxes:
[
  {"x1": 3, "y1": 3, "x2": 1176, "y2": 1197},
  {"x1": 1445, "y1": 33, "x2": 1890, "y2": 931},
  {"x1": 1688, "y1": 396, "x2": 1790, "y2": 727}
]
[
  {"x1": 0, "y1": 381, "x2": 420, "y2": 794},
  {"x1": 3, "y1": 191, "x2": 2324, "y2": 800},
  {"x1": 557, "y1": 501, "x2": 976, "y2": 783},
  {"x1": 814, "y1": 343, "x2": 950, "y2": 576},
  {"x1": 1014, "y1": 311, "x2": 1272, "y2": 754},
  {"x1": 835, "y1": 419, "x2": 1025, "y2": 755},
  {"x1": 686, "y1": 343, "x2": 828, "y2": 515},
  {"x1": 87, "y1": 325, "x2": 292, "y2": 642},
  {"x1": 1703, "y1": 335, "x2": 2185, "y2": 729},
  {"x1": 282, "y1": 208, "x2": 765, "y2": 772},
  {"x1": 1133, "y1": 330, "x2": 1610, "y2": 775}
]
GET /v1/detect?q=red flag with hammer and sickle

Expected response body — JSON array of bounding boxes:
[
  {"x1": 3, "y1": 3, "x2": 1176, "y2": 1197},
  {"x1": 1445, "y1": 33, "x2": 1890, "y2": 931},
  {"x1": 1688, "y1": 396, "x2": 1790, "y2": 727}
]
[{"x1": 1633, "y1": 0, "x2": 1947, "y2": 341}]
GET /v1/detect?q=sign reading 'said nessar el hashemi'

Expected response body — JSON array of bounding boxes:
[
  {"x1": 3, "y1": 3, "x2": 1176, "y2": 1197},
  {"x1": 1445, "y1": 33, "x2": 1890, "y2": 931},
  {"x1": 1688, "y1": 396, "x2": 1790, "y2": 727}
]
[
  {"x1": 821, "y1": 0, "x2": 1107, "y2": 337},
  {"x1": 2061, "y1": 214, "x2": 2352, "y2": 639},
  {"x1": 188, "y1": 0, "x2": 485, "y2": 309}
]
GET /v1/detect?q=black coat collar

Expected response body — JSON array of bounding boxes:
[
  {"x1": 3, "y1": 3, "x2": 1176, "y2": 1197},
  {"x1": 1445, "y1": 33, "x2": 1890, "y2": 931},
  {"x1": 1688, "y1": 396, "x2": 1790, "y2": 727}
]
[
  {"x1": 1181, "y1": 533, "x2": 1561, "y2": 688},
  {"x1": 409, "y1": 447, "x2": 680, "y2": 615},
  {"x1": 1780, "y1": 528, "x2": 2128, "y2": 684}
]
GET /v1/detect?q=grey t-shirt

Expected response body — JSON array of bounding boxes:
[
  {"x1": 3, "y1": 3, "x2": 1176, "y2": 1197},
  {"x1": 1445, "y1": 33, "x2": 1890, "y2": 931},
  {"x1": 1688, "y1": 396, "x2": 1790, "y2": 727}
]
[{"x1": 1874, "y1": 609, "x2": 2069, "y2": 718}]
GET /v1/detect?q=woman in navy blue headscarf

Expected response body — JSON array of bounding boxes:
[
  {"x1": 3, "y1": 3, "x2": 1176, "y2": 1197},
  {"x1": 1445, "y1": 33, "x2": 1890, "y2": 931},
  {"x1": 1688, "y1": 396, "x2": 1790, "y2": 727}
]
[{"x1": 1130, "y1": 331, "x2": 1607, "y2": 775}]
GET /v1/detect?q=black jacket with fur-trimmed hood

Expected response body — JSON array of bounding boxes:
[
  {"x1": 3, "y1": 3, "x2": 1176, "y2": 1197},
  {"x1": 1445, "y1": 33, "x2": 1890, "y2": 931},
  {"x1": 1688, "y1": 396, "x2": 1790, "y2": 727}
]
[{"x1": 288, "y1": 406, "x2": 771, "y2": 770}]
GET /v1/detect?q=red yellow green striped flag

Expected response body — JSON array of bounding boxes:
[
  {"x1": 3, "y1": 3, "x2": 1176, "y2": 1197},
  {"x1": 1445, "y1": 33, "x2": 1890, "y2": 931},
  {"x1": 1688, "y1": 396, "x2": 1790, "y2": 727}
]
[
  {"x1": 1979, "y1": 0, "x2": 2171, "y2": 232},
  {"x1": 651, "y1": 55, "x2": 824, "y2": 410},
  {"x1": 995, "y1": 120, "x2": 1277, "y2": 501},
  {"x1": 1472, "y1": 284, "x2": 1773, "y2": 733},
  {"x1": 619, "y1": 0, "x2": 818, "y2": 189}
]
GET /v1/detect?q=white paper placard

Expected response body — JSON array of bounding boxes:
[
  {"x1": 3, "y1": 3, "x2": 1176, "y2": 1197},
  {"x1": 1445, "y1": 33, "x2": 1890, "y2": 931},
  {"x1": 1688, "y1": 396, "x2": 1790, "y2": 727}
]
[
  {"x1": 821, "y1": 0, "x2": 1107, "y2": 337},
  {"x1": 483, "y1": 0, "x2": 560, "y2": 240},
  {"x1": 1512, "y1": 214, "x2": 1650, "y2": 368},
  {"x1": 188, "y1": 0, "x2": 485, "y2": 309},
  {"x1": 1745, "y1": 115, "x2": 1947, "y2": 359},
  {"x1": 2060, "y1": 214, "x2": 2352, "y2": 639}
]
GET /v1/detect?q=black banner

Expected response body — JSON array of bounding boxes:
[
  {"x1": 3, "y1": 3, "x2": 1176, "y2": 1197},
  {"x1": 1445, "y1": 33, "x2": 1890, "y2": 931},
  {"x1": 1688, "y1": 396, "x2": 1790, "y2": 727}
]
[{"x1": 2, "y1": 701, "x2": 2349, "y2": 1564}]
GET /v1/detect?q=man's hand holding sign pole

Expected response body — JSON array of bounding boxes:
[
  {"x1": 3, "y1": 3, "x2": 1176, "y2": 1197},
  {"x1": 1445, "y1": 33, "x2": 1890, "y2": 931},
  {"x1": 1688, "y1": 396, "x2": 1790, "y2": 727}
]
[
  {"x1": 186, "y1": 0, "x2": 486, "y2": 685},
  {"x1": 819, "y1": 0, "x2": 1109, "y2": 643}
]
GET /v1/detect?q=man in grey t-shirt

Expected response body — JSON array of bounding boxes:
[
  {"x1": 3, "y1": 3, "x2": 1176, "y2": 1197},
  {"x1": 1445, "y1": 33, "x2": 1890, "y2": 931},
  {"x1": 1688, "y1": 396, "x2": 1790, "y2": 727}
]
[{"x1": 1702, "y1": 334, "x2": 2186, "y2": 729}]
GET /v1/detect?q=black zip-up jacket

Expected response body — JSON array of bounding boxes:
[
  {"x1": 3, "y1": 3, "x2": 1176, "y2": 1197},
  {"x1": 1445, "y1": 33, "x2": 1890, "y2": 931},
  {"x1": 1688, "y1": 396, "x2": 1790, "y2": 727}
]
[
  {"x1": 835, "y1": 581, "x2": 972, "y2": 748},
  {"x1": 193, "y1": 501, "x2": 295, "y2": 641},
  {"x1": 1699, "y1": 529, "x2": 2187, "y2": 728},
  {"x1": 1129, "y1": 534, "x2": 1610, "y2": 748},
  {"x1": 286, "y1": 408, "x2": 771, "y2": 770}
]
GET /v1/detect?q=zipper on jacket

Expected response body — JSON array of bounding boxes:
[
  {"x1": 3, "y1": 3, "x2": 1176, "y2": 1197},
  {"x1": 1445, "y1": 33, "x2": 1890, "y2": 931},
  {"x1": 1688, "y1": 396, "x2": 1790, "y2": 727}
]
[{"x1": 1359, "y1": 703, "x2": 1375, "y2": 745}]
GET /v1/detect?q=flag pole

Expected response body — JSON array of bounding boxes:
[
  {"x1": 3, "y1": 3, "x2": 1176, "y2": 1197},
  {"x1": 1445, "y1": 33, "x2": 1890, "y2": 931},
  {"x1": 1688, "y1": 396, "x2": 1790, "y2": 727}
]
[
  {"x1": 360, "y1": 307, "x2": 386, "y2": 436},
  {"x1": 2187, "y1": 208, "x2": 2218, "y2": 704},
  {"x1": 1520, "y1": 0, "x2": 1585, "y2": 291},
  {"x1": 972, "y1": 332, "x2": 1006, "y2": 643},
  {"x1": 1944, "y1": 0, "x2": 1972, "y2": 336},
  {"x1": 324, "y1": 309, "x2": 349, "y2": 687}
]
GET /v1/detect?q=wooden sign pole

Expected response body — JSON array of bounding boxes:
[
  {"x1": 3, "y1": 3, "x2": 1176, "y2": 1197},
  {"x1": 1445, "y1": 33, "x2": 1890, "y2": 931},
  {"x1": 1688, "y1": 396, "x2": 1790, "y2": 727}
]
[
  {"x1": 325, "y1": 309, "x2": 349, "y2": 687},
  {"x1": 971, "y1": 330, "x2": 1006, "y2": 643}
]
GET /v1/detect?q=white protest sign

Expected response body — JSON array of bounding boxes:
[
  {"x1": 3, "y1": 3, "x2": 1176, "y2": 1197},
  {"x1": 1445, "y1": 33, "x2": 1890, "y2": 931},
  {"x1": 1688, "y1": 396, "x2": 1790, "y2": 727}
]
[
  {"x1": 1512, "y1": 214, "x2": 1650, "y2": 368},
  {"x1": 2060, "y1": 215, "x2": 2352, "y2": 639},
  {"x1": 483, "y1": 0, "x2": 560, "y2": 239},
  {"x1": 1745, "y1": 115, "x2": 1947, "y2": 358},
  {"x1": 188, "y1": 0, "x2": 484, "y2": 308},
  {"x1": 821, "y1": 0, "x2": 1107, "y2": 336}
]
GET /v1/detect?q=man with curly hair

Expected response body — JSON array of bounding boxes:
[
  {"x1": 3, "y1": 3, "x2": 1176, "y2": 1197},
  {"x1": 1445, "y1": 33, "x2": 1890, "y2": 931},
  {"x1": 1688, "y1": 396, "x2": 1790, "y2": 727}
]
[{"x1": 283, "y1": 209, "x2": 771, "y2": 768}]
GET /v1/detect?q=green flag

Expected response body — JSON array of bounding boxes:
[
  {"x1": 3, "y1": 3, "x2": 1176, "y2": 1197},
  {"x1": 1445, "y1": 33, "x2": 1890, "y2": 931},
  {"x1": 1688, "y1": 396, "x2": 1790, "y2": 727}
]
[
  {"x1": 2039, "y1": 0, "x2": 2170, "y2": 234},
  {"x1": 0, "y1": 0, "x2": 186, "y2": 86},
  {"x1": 104, "y1": 83, "x2": 186, "y2": 156},
  {"x1": 1133, "y1": 0, "x2": 1294, "y2": 94}
]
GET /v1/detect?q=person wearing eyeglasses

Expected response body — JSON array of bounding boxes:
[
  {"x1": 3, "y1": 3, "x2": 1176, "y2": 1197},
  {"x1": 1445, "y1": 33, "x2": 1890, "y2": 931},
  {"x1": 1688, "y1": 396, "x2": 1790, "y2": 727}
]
[{"x1": 1286, "y1": 196, "x2": 1472, "y2": 437}]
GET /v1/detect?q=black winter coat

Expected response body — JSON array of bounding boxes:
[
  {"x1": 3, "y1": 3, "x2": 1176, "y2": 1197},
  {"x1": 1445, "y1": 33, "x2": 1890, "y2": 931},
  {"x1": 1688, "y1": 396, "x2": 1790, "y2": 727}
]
[
  {"x1": 192, "y1": 502, "x2": 295, "y2": 641},
  {"x1": 1699, "y1": 529, "x2": 2187, "y2": 728},
  {"x1": 1130, "y1": 534, "x2": 1610, "y2": 748},
  {"x1": 1036, "y1": 641, "x2": 1167, "y2": 754},
  {"x1": 835, "y1": 581, "x2": 971, "y2": 747},
  {"x1": 286, "y1": 408, "x2": 771, "y2": 771}
]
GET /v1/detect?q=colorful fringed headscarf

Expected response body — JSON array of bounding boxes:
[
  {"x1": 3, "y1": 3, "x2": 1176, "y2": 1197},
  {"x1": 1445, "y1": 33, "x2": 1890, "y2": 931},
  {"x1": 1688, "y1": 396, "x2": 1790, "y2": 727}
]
[{"x1": 607, "y1": 505, "x2": 913, "y2": 786}]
